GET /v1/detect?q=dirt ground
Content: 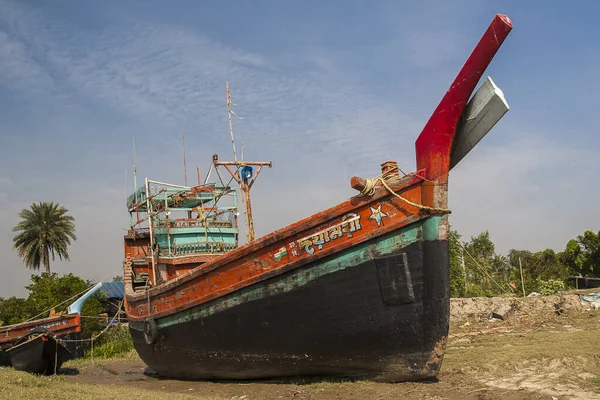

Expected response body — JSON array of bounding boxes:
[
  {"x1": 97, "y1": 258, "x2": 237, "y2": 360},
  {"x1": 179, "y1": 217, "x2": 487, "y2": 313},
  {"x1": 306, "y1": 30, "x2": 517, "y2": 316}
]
[
  {"x1": 61, "y1": 360, "x2": 561, "y2": 400},
  {"x1": 1, "y1": 293, "x2": 599, "y2": 400}
]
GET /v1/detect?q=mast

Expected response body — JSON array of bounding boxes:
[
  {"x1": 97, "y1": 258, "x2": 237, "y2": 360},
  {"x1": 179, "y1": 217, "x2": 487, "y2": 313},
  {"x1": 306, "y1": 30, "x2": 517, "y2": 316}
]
[
  {"x1": 216, "y1": 83, "x2": 271, "y2": 243},
  {"x1": 226, "y1": 82, "x2": 239, "y2": 163},
  {"x1": 241, "y1": 132, "x2": 245, "y2": 161},
  {"x1": 182, "y1": 127, "x2": 188, "y2": 186}
]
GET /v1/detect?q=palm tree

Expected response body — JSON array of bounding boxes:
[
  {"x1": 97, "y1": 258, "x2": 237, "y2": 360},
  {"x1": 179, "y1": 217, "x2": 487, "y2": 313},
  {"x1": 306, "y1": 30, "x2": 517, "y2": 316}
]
[{"x1": 12, "y1": 202, "x2": 77, "y2": 275}]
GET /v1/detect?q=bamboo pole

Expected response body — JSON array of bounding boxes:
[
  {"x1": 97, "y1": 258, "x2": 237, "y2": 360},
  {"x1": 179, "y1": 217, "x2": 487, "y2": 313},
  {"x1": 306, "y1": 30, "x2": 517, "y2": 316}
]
[
  {"x1": 461, "y1": 247, "x2": 468, "y2": 296},
  {"x1": 519, "y1": 257, "x2": 526, "y2": 297}
]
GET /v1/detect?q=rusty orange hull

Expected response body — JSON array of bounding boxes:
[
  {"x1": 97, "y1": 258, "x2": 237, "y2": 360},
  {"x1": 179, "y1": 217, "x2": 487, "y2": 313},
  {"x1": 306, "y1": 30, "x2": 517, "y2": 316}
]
[{"x1": 123, "y1": 14, "x2": 513, "y2": 381}]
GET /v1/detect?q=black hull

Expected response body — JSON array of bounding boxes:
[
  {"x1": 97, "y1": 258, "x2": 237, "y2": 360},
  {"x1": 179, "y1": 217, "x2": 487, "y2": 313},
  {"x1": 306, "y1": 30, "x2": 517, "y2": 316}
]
[
  {"x1": 0, "y1": 349, "x2": 10, "y2": 367},
  {"x1": 130, "y1": 235, "x2": 449, "y2": 382},
  {"x1": 7, "y1": 334, "x2": 72, "y2": 375}
]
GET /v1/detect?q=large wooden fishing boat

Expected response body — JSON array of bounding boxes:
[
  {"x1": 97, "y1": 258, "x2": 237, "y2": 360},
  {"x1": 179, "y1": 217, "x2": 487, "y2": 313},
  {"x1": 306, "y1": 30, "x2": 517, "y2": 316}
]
[{"x1": 123, "y1": 14, "x2": 513, "y2": 382}]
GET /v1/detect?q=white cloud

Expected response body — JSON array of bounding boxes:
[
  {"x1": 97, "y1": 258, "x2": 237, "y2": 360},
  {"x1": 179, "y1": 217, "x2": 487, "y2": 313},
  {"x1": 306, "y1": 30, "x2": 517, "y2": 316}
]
[
  {"x1": 450, "y1": 131, "x2": 600, "y2": 254},
  {"x1": 0, "y1": 29, "x2": 54, "y2": 93}
]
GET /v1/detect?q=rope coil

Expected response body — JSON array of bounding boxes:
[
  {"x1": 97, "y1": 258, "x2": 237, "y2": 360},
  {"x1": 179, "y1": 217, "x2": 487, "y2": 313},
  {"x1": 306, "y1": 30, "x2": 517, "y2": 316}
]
[{"x1": 359, "y1": 163, "x2": 451, "y2": 214}]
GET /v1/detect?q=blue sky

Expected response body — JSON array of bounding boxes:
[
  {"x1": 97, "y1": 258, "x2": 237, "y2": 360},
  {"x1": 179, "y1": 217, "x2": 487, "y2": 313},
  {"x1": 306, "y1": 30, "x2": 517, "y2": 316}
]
[{"x1": 1, "y1": 0, "x2": 599, "y2": 297}]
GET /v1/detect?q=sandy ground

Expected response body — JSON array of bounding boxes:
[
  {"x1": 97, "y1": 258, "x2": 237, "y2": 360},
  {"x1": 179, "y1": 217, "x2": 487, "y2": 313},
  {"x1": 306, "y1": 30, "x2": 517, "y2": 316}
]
[{"x1": 62, "y1": 359, "x2": 556, "y2": 400}]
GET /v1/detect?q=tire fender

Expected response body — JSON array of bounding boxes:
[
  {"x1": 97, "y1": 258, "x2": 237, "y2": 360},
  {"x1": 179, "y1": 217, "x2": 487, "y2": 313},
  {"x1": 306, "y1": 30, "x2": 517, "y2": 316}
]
[{"x1": 143, "y1": 317, "x2": 158, "y2": 345}]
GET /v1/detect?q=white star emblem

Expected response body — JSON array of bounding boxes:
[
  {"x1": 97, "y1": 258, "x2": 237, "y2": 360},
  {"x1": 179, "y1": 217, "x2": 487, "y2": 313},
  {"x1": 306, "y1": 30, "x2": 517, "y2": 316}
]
[{"x1": 369, "y1": 205, "x2": 388, "y2": 227}]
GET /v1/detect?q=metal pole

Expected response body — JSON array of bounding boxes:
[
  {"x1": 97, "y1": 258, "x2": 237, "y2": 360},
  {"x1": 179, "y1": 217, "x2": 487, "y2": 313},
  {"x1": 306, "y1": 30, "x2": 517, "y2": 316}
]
[
  {"x1": 133, "y1": 136, "x2": 138, "y2": 203},
  {"x1": 182, "y1": 127, "x2": 188, "y2": 186},
  {"x1": 146, "y1": 178, "x2": 156, "y2": 286},
  {"x1": 204, "y1": 162, "x2": 214, "y2": 185}
]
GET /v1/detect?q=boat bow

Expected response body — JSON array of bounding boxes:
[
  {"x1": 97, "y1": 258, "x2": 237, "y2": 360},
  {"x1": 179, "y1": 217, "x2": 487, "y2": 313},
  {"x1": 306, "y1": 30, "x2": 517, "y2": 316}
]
[{"x1": 415, "y1": 14, "x2": 512, "y2": 183}]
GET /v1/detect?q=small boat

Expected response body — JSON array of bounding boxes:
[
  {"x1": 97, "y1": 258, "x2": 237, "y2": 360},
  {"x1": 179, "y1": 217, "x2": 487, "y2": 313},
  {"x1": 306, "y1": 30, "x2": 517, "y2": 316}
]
[
  {"x1": 123, "y1": 14, "x2": 513, "y2": 382},
  {"x1": 0, "y1": 314, "x2": 81, "y2": 353},
  {"x1": 7, "y1": 329, "x2": 72, "y2": 375},
  {"x1": 0, "y1": 282, "x2": 105, "y2": 372}
]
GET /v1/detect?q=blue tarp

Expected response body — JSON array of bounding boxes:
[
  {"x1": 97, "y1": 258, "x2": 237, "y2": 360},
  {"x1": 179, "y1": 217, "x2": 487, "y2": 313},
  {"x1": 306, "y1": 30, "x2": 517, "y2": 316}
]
[
  {"x1": 580, "y1": 292, "x2": 600, "y2": 309},
  {"x1": 100, "y1": 281, "x2": 125, "y2": 299}
]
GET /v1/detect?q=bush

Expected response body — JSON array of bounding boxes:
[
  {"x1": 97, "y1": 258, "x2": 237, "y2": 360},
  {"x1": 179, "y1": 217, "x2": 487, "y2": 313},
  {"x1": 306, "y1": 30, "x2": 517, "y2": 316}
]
[
  {"x1": 88, "y1": 324, "x2": 135, "y2": 359},
  {"x1": 537, "y1": 278, "x2": 566, "y2": 295},
  {"x1": 465, "y1": 283, "x2": 494, "y2": 298}
]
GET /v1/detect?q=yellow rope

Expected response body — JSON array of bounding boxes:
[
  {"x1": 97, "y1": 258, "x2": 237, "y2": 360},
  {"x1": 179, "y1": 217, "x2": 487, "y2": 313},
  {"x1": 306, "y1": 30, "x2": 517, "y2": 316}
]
[{"x1": 359, "y1": 163, "x2": 451, "y2": 214}]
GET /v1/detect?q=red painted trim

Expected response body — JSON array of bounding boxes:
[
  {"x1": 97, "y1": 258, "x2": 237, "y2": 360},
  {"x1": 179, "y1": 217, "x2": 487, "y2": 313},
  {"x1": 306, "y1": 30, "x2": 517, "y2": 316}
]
[
  {"x1": 415, "y1": 14, "x2": 512, "y2": 181},
  {"x1": 0, "y1": 314, "x2": 81, "y2": 348}
]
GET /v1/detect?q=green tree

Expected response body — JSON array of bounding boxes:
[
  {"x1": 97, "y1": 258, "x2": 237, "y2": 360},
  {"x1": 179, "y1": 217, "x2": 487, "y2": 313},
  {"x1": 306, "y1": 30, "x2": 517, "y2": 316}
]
[
  {"x1": 468, "y1": 231, "x2": 495, "y2": 261},
  {"x1": 449, "y1": 230, "x2": 511, "y2": 297},
  {"x1": 25, "y1": 273, "x2": 105, "y2": 338},
  {"x1": 560, "y1": 231, "x2": 600, "y2": 277},
  {"x1": 508, "y1": 248, "x2": 569, "y2": 295},
  {"x1": 575, "y1": 230, "x2": 600, "y2": 276},
  {"x1": 560, "y1": 239, "x2": 584, "y2": 274},
  {"x1": 1, "y1": 273, "x2": 106, "y2": 338},
  {"x1": 463, "y1": 231, "x2": 500, "y2": 296},
  {"x1": 12, "y1": 202, "x2": 77, "y2": 275},
  {"x1": 0, "y1": 297, "x2": 31, "y2": 326}
]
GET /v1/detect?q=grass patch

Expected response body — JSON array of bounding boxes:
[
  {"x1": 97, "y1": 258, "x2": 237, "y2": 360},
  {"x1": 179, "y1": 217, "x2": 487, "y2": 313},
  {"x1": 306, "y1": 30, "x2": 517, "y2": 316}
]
[
  {"x1": 587, "y1": 377, "x2": 600, "y2": 391},
  {"x1": 0, "y1": 367, "x2": 226, "y2": 400},
  {"x1": 86, "y1": 324, "x2": 136, "y2": 360}
]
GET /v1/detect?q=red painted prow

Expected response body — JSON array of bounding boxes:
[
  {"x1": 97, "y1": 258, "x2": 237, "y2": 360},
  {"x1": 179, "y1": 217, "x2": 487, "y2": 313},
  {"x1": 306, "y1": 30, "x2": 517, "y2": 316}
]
[{"x1": 415, "y1": 14, "x2": 512, "y2": 181}]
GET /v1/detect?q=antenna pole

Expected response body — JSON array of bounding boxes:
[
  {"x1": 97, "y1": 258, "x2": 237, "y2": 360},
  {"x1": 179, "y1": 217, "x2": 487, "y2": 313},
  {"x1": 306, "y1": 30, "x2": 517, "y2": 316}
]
[
  {"x1": 133, "y1": 136, "x2": 138, "y2": 203},
  {"x1": 182, "y1": 127, "x2": 188, "y2": 186},
  {"x1": 226, "y1": 82, "x2": 239, "y2": 164}
]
